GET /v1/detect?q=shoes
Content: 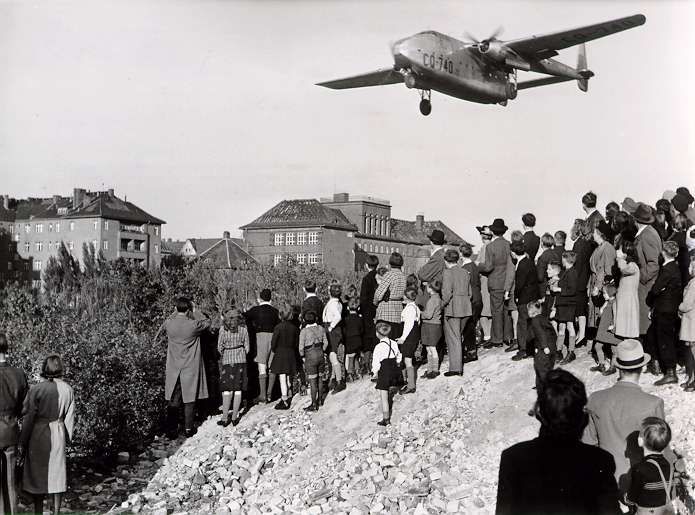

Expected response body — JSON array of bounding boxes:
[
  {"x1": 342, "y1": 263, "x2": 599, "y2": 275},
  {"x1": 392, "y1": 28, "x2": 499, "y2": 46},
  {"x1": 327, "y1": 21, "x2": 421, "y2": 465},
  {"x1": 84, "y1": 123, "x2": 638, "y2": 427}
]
[
  {"x1": 184, "y1": 428, "x2": 197, "y2": 438},
  {"x1": 331, "y1": 380, "x2": 346, "y2": 394},
  {"x1": 377, "y1": 419, "x2": 391, "y2": 426},
  {"x1": 493, "y1": 341, "x2": 504, "y2": 348},
  {"x1": 589, "y1": 364, "x2": 605, "y2": 373},
  {"x1": 559, "y1": 351, "x2": 576, "y2": 365},
  {"x1": 274, "y1": 399, "x2": 291, "y2": 410},
  {"x1": 370, "y1": 377, "x2": 377, "y2": 383},
  {"x1": 217, "y1": 417, "x2": 231, "y2": 428},
  {"x1": 399, "y1": 387, "x2": 416, "y2": 395},
  {"x1": 422, "y1": 371, "x2": 439, "y2": 379},
  {"x1": 654, "y1": 369, "x2": 678, "y2": 386},
  {"x1": 165, "y1": 431, "x2": 179, "y2": 441},
  {"x1": 231, "y1": 417, "x2": 240, "y2": 427},
  {"x1": 443, "y1": 371, "x2": 462, "y2": 377},
  {"x1": 681, "y1": 376, "x2": 694, "y2": 388},
  {"x1": 464, "y1": 354, "x2": 478, "y2": 364},
  {"x1": 254, "y1": 396, "x2": 267, "y2": 405},
  {"x1": 511, "y1": 351, "x2": 527, "y2": 362},
  {"x1": 685, "y1": 381, "x2": 695, "y2": 392},
  {"x1": 602, "y1": 366, "x2": 617, "y2": 376},
  {"x1": 505, "y1": 342, "x2": 519, "y2": 353},
  {"x1": 554, "y1": 351, "x2": 564, "y2": 362},
  {"x1": 575, "y1": 338, "x2": 587, "y2": 348},
  {"x1": 482, "y1": 341, "x2": 495, "y2": 349},
  {"x1": 304, "y1": 403, "x2": 319, "y2": 412}
]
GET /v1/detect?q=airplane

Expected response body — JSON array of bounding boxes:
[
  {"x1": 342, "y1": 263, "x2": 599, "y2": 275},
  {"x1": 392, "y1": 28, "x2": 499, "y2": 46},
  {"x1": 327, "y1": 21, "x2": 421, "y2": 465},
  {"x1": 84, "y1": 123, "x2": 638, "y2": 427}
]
[{"x1": 317, "y1": 14, "x2": 646, "y2": 115}]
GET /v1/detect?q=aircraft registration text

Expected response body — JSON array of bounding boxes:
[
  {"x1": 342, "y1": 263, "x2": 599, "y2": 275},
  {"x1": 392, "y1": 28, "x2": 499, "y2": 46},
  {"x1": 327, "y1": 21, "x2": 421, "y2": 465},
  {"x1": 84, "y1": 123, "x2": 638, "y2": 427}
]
[{"x1": 422, "y1": 53, "x2": 454, "y2": 74}]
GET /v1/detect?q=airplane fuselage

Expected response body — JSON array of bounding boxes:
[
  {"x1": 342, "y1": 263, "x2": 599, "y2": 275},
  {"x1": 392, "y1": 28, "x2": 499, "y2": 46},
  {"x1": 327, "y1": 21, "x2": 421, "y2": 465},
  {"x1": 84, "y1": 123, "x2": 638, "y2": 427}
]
[{"x1": 392, "y1": 31, "x2": 513, "y2": 104}]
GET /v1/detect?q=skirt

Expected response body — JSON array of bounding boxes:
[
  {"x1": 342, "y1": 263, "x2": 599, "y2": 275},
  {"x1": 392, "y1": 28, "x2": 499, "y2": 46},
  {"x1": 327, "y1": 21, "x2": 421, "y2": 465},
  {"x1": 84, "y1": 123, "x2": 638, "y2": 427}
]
[
  {"x1": 270, "y1": 348, "x2": 297, "y2": 375},
  {"x1": 220, "y1": 363, "x2": 248, "y2": 392},
  {"x1": 401, "y1": 322, "x2": 421, "y2": 358},
  {"x1": 421, "y1": 322, "x2": 442, "y2": 347},
  {"x1": 556, "y1": 304, "x2": 576, "y2": 323}
]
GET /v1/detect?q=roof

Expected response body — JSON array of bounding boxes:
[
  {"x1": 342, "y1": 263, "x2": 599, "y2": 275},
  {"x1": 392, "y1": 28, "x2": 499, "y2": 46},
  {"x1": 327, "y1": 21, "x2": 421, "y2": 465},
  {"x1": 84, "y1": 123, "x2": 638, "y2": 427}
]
[
  {"x1": 161, "y1": 240, "x2": 186, "y2": 254},
  {"x1": 240, "y1": 199, "x2": 358, "y2": 231},
  {"x1": 388, "y1": 219, "x2": 466, "y2": 246},
  {"x1": 186, "y1": 238, "x2": 220, "y2": 254},
  {"x1": 197, "y1": 238, "x2": 258, "y2": 269},
  {"x1": 0, "y1": 205, "x2": 14, "y2": 223},
  {"x1": 13, "y1": 192, "x2": 165, "y2": 225}
]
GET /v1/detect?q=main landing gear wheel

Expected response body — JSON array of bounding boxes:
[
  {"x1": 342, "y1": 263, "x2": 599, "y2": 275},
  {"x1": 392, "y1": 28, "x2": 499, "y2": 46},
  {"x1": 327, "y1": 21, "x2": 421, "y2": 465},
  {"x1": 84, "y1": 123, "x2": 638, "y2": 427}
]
[{"x1": 419, "y1": 90, "x2": 432, "y2": 116}]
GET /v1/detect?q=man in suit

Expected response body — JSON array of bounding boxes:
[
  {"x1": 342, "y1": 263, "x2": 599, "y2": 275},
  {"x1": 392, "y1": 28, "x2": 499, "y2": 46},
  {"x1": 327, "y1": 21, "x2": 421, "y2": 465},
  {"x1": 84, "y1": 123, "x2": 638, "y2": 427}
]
[
  {"x1": 460, "y1": 242, "x2": 482, "y2": 362},
  {"x1": 646, "y1": 241, "x2": 683, "y2": 386},
  {"x1": 244, "y1": 289, "x2": 280, "y2": 403},
  {"x1": 633, "y1": 203, "x2": 663, "y2": 344},
  {"x1": 546, "y1": 230, "x2": 567, "y2": 266},
  {"x1": 301, "y1": 279, "x2": 324, "y2": 325},
  {"x1": 583, "y1": 191, "x2": 605, "y2": 231},
  {"x1": 477, "y1": 219, "x2": 514, "y2": 347},
  {"x1": 583, "y1": 339, "x2": 668, "y2": 495},
  {"x1": 359, "y1": 255, "x2": 379, "y2": 373},
  {"x1": 164, "y1": 296, "x2": 211, "y2": 438},
  {"x1": 510, "y1": 241, "x2": 541, "y2": 361},
  {"x1": 441, "y1": 249, "x2": 472, "y2": 376},
  {"x1": 521, "y1": 213, "x2": 540, "y2": 262},
  {"x1": 418, "y1": 229, "x2": 447, "y2": 286},
  {"x1": 497, "y1": 369, "x2": 620, "y2": 515}
]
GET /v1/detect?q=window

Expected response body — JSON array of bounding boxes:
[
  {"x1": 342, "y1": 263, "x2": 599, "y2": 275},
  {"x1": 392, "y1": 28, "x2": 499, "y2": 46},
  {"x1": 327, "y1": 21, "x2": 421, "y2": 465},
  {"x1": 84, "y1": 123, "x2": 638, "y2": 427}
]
[
  {"x1": 8, "y1": 225, "x2": 13, "y2": 235},
  {"x1": 104, "y1": 221, "x2": 109, "y2": 231},
  {"x1": 55, "y1": 222, "x2": 60, "y2": 233},
  {"x1": 35, "y1": 242, "x2": 43, "y2": 252},
  {"x1": 285, "y1": 232, "x2": 295, "y2": 246},
  {"x1": 274, "y1": 233, "x2": 284, "y2": 246},
  {"x1": 69, "y1": 221, "x2": 75, "y2": 231},
  {"x1": 154, "y1": 244, "x2": 159, "y2": 254},
  {"x1": 308, "y1": 232, "x2": 319, "y2": 245},
  {"x1": 48, "y1": 223, "x2": 53, "y2": 232},
  {"x1": 273, "y1": 254, "x2": 282, "y2": 266},
  {"x1": 24, "y1": 243, "x2": 29, "y2": 253},
  {"x1": 103, "y1": 240, "x2": 109, "y2": 251},
  {"x1": 93, "y1": 221, "x2": 98, "y2": 230},
  {"x1": 48, "y1": 241, "x2": 53, "y2": 251},
  {"x1": 308, "y1": 253, "x2": 320, "y2": 264},
  {"x1": 33, "y1": 260, "x2": 42, "y2": 271},
  {"x1": 32, "y1": 280, "x2": 41, "y2": 290},
  {"x1": 35, "y1": 223, "x2": 43, "y2": 233},
  {"x1": 68, "y1": 241, "x2": 74, "y2": 251},
  {"x1": 296, "y1": 232, "x2": 306, "y2": 245},
  {"x1": 296, "y1": 253, "x2": 306, "y2": 264},
  {"x1": 92, "y1": 240, "x2": 98, "y2": 250},
  {"x1": 369, "y1": 244, "x2": 373, "y2": 252},
  {"x1": 154, "y1": 226, "x2": 159, "y2": 236},
  {"x1": 24, "y1": 224, "x2": 30, "y2": 234}
]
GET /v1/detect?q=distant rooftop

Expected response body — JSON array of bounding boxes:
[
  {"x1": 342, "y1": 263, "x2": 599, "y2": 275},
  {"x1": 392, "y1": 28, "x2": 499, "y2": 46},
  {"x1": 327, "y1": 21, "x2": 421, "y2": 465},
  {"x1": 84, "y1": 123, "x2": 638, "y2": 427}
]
[
  {"x1": 320, "y1": 193, "x2": 390, "y2": 206},
  {"x1": 240, "y1": 199, "x2": 358, "y2": 231}
]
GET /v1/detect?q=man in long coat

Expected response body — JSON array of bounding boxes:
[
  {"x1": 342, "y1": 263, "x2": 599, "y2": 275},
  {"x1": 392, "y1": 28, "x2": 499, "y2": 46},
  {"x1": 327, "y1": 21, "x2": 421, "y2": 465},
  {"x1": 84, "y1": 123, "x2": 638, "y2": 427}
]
[
  {"x1": 633, "y1": 204, "x2": 662, "y2": 352},
  {"x1": 164, "y1": 296, "x2": 211, "y2": 438},
  {"x1": 418, "y1": 229, "x2": 448, "y2": 286}
]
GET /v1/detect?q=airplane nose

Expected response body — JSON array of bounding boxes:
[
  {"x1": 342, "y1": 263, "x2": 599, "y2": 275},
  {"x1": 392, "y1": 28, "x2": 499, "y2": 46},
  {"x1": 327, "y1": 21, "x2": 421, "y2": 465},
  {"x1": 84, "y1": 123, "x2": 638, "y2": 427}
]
[{"x1": 391, "y1": 39, "x2": 409, "y2": 68}]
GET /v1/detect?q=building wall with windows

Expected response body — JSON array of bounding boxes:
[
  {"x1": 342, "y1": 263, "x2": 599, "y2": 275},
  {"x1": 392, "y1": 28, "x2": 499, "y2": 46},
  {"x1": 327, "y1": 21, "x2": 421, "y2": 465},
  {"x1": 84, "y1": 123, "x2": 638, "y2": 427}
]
[{"x1": 0, "y1": 229, "x2": 32, "y2": 288}]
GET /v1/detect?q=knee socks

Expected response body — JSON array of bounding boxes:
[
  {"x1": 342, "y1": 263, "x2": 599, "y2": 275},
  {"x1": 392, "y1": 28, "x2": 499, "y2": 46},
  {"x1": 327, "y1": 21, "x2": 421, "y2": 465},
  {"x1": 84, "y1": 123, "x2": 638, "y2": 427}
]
[
  {"x1": 267, "y1": 373, "x2": 277, "y2": 400},
  {"x1": 332, "y1": 362, "x2": 343, "y2": 382},
  {"x1": 221, "y1": 392, "x2": 232, "y2": 420},
  {"x1": 556, "y1": 334, "x2": 566, "y2": 354},
  {"x1": 258, "y1": 374, "x2": 267, "y2": 402},
  {"x1": 232, "y1": 392, "x2": 242, "y2": 420},
  {"x1": 183, "y1": 402, "x2": 195, "y2": 431},
  {"x1": 567, "y1": 333, "x2": 576, "y2": 353},
  {"x1": 429, "y1": 350, "x2": 439, "y2": 372},
  {"x1": 406, "y1": 366, "x2": 416, "y2": 390}
]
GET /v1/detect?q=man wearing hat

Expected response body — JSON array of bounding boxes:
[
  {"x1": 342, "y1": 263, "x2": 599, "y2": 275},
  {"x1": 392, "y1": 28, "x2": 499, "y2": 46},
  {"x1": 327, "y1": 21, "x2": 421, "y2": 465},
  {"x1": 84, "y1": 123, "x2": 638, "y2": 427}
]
[
  {"x1": 583, "y1": 339, "x2": 667, "y2": 495},
  {"x1": 478, "y1": 219, "x2": 514, "y2": 347},
  {"x1": 672, "y1": 189, "x2": 695, "y2": 225},
  {"x1": 633, "y1": 204, "x2": 663, "y2": 341},
  {"x1": 418, "y1": 229, "x2": 447, "y2": 286}
]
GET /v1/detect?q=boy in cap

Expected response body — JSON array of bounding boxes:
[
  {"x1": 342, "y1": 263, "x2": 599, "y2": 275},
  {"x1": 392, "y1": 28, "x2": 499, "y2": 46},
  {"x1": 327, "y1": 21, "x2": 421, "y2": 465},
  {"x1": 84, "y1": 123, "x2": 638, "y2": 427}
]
[{"x1": 646, "y1": 240, "x2": 683, "y2": 386}]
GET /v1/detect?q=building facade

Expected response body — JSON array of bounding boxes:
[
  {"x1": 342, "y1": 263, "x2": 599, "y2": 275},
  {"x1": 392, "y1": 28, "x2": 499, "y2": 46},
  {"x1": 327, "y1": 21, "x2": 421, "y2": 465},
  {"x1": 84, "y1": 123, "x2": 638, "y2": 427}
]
[
  {"x1": 5, "y1": 188, "x2": 165, "y2": 287},
  {"x1": 0, "y1": 227, "x2": 32, "y2": 288},
  {"x1": 240, "y1": 193, "x2": 465, "y2": 275}
]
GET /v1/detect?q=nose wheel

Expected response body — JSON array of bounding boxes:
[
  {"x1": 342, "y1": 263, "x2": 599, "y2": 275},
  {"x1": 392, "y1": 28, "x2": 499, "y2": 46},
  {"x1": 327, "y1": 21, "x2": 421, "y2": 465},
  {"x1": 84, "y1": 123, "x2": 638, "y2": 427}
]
[{"x1": 419, "y1": 90, "x2": 432, "y2": 116}]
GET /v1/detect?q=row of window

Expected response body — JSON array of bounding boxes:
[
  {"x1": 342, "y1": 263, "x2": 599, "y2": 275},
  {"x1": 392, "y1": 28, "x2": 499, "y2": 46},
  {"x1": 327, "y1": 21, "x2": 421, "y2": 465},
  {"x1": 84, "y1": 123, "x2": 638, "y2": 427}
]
[
  {"x1": 19, "y1": 221, "x2": 160, "y2": 235},
  {"x1": 272, "y1": 232, "x2": 319, "y2": 246},
  {"x1": 273, "y1": 253, "x2": 321, "y2": 266},
  {"x1": 22, "y1": 240, "x2": 160, "y2": 254},
  {"x1": 357, "y1": 242, "x2": 403, "y2": 255}
]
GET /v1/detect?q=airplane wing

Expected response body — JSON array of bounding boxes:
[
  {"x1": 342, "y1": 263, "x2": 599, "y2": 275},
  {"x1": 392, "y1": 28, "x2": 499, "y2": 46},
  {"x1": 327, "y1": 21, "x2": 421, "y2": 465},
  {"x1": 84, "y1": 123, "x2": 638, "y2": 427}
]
[
  {"x1": 505, "y1": 14, "x2": 645, "y2": 58},
  {"x1": 516, "y1": 76, "x2": 574, "y2": 90},
  {"x1": 316, "y1": 68, "x2": 403, "y2": 89}
]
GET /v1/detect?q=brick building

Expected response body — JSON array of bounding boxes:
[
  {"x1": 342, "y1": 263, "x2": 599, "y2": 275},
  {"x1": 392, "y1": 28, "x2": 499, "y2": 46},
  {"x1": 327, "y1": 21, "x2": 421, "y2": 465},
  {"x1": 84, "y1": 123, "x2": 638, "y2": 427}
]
[
  {"x1": 240, "y1": 193, "x2": 465, "y2": 274},
  {"x1": 5, "y1": 188, "x2": 165, "y2": 287}
]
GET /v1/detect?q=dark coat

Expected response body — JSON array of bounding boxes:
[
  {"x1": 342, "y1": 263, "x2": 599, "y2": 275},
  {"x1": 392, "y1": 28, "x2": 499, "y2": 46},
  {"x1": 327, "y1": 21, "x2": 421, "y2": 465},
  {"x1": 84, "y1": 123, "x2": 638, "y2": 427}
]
[
  {"x1": 536, "y1": 248, "x2": 555, "y2": 294},
  {"x1": 417, "y1": 248, "x2": 446, "y2": 285},
  {"x1": 523, "y1": 231, "x2": 541, "y2": 262},
  {"x1": 244, "y1": 304, "x2": 279, "y2": 334},
  {"x1": 557, "y1": 267, "x2": 579, "y2": 307},
  {"x1": 478, "y1": 237, "x2": 514, "y2": 292},
  {"x1": 462, "y1": 260, "x2": 483, "y2": 316},
  {"x1": 270, "y1": 321, "x2": 299, "y2": 375},
  {"x1": 572, "y1": 237, "x2": 593, "y2": 292},
  {"x1": 301, "y1": 295, "x2": 324, "y2": 325},
  {"x1": 514, "y1": 257, "x2": 540, "y2": 305},
  {"x1": 496, "y1": 429, "x2": 620, "y2": 515},
  {"x1": 646, "y1": 260, "x2": 682, "y2": 314},
  {"x1": 528, "y1": 316, "x2": 557, "y2": 353},
  {"x1": 586, "y1": 209, "x2": 605, "y2": 231},
  {"x1": 359, "y1": 270, "x2": 378, "y2": 320},
  {"x1": 668, "y1": 230, "x2": 691, "y2": 286}
]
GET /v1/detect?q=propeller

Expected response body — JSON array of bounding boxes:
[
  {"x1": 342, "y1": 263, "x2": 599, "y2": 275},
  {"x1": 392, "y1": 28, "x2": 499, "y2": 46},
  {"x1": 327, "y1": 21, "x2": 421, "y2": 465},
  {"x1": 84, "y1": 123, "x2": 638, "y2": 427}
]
[{"x1": 464, "y1": 26, "x2": 504, "y2": 52}]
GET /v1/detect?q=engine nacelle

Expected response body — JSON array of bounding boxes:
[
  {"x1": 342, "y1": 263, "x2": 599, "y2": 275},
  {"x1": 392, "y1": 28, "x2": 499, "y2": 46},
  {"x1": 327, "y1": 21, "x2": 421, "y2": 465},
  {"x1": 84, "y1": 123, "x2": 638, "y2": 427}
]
[
  {"x1": 403, "y1": 72, "x2": 420, "y2": 89},
  {"x1": 506, "y1": 81, "x2": 517, "y2": 100},
  {"x1": 478, "y1": 41, "x2": 508, "y2": 62}
]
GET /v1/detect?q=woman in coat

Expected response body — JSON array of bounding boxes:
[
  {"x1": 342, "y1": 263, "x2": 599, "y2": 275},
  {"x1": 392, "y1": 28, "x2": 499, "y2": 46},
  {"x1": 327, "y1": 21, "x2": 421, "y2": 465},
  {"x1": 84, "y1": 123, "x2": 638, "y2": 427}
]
[
  {"x1": 373, "y1": 253, "x2": 407, "y2": 339},
  {"x1": 21, "y1": 354, "x2": 75, "y2": 515},
  {"x1": 270, "y1": 303, "x2": 300, "y2": 410},
  {"x1": 571, "y1": 219, "x2": 594, "y2": 346},
  {"x1": 614, "y1": 241, "x2": 641, "y2": 339},
  {"x1": 588, "y1": 222, "x2": 617, "y2": 334}
]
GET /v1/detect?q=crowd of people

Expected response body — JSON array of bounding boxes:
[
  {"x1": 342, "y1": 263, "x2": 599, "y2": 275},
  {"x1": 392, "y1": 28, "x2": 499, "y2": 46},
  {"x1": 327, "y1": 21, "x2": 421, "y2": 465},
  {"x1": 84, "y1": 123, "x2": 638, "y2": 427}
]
[
  {"x1": 0, "y1": 334, "x2": 75, "y2": 515},
  {"x1": 161, "y1": 185, "x2": 695, "y2": 514}
]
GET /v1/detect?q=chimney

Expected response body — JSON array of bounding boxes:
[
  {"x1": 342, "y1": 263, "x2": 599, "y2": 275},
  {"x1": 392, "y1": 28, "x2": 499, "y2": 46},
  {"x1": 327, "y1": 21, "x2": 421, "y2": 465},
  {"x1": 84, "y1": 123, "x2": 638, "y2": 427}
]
[
  {"x1": 73, "y1": 188, "x2": 85, "y2": 209},
  {"x1": 108, "y1": 188, "x2": 114, "y2": 197},
  {"x1": 333, "y1": 192, "x2": 349, "y2": 203},
  {"x1": 223, "y1": 231, "x2": 230, "y2": 239},
  {"x1": 415, "y1": 213, "x2": 425, "y2": 231},
  {"x1": 2, "y1": 195, "x2": 8, "y2": 210}
]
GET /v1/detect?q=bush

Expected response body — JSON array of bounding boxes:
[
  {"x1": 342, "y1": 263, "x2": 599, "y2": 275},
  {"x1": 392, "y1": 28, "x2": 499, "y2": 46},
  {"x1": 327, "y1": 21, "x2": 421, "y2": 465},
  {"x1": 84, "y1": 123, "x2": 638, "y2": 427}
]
[{"x1": 0, "y1": 254, "x2": 361, "y2": 458}]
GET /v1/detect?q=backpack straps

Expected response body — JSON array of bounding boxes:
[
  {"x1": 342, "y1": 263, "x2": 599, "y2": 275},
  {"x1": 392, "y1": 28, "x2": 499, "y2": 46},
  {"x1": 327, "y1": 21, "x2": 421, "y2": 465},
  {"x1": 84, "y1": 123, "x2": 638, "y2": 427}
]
[{"x1": 646, "y1": 458, "x2": 673, "y2": 503}]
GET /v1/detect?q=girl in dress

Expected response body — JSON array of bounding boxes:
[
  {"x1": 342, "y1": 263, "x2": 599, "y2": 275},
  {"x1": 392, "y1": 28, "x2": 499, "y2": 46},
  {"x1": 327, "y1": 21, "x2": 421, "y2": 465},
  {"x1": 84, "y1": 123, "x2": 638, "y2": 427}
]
[
  {"x1": 270, "y1": 303, "x2": 300, "y2": 410},
  {"x1": 421, "y1": 280, "x2": 443, "y2": 378},
  {"x1": 217, "y1": 309, "x2": 249, "y2": 427},
  {"x1": 372, "y1": 322, "x2": 402, "y2": 426},
  {"x1": 21, "y1": 354, "x2": 75, "y2": 515},
  {"x1": 397, "y1": 287, "x2": 421, "y2": 394},
  {"x1": 615, "y1": 241, "x2": 641, "y2": 339},
  {"x1": 555, "y1": 252, "x2": 579, "y2": 364}
]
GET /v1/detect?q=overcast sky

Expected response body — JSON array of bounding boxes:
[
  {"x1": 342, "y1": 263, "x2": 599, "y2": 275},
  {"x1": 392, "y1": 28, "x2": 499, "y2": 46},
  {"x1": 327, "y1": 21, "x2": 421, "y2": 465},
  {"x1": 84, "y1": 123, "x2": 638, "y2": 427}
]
[{"x1": 1, "y1": 0, "x2": 693, "y2": 245}]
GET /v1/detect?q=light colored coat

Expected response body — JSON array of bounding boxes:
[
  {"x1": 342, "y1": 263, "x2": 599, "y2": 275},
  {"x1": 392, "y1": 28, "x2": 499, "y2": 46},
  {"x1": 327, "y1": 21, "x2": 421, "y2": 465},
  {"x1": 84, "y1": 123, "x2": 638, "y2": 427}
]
[
  {"x1": 477, "y1": 237, "x2": 514, "y2": 292},
  {"x1": 679, "y1": 277, "x2": 695, "y2": 341},
  {"x1": 441, "y1": 265, "x2": 472, "y2": 318},
  {"x1": 583, "y1": 381, "x2": 665, "y2": 493},
  {"x1": 164, "y1": 312, "x2": 211, "y2": 403}
]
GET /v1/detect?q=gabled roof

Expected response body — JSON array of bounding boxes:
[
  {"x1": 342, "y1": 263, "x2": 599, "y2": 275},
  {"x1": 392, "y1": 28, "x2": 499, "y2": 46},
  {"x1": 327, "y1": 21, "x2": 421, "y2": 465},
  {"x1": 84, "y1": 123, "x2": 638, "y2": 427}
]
[
  {"x1": 187, "y1": 238, "x2": 220, "y2": 254},
  {"x1": 197, "y1": 238, "x2": 258, "y2": 269},
  {"x1": 240, "y1": 199, "x2": 357, "y2": 231},
  {"x1": 389, "y1": 219, "x2": 466, "y2": 246},
  {"x1": 161, "y1": 240, "x2": 186, "y2": 254}
]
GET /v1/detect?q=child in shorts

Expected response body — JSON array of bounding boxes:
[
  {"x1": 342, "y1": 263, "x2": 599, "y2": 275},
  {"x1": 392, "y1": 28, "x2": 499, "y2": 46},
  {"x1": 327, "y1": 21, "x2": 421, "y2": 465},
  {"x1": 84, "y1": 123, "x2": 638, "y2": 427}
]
[
  {"x1": 372, "y1": 321, "x2": 402, "y2": 427},
  {"x1": 299, "y1": 311, "x2": 329, "y2": 412}
]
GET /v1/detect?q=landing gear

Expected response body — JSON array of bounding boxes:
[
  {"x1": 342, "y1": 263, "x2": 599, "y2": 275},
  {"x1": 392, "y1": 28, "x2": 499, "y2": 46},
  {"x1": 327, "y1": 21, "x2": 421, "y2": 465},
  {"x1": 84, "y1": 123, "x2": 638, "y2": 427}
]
[{"x1": 419, "y1": 89, "x2": 432, "y2": 116}]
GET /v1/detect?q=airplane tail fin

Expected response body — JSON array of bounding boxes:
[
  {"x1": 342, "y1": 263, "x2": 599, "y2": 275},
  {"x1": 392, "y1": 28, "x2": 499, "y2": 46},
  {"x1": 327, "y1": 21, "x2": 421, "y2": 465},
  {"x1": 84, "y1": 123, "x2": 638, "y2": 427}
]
[{"x1": 577, "y1": 44, "x2": 592, "y2": 92}]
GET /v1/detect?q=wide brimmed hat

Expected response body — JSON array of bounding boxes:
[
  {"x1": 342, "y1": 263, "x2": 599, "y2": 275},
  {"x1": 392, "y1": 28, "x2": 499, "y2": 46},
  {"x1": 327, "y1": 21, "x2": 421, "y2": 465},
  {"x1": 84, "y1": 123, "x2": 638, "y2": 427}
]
[
  {"x1": 489, "y1": 218, "x2": 508, "y2": 233},
  {"x1": 615, "y1": 339, "x2": 651, "y2": 370},
  {"x1": 427, "y1": 229, "x2": 447, "y2": 246},
  {"x1": 476, "y1": 225, "x2": 493, "y2": 237},
  {"x1": 633, "y1": 203, "x2": 655, "y2": 224},
  {"x1": 621, "y1": 197, "x2": 639, "y2": 214},
  {"x1": 662, "y1": 190, "x2": 677, "y2": 201}
]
